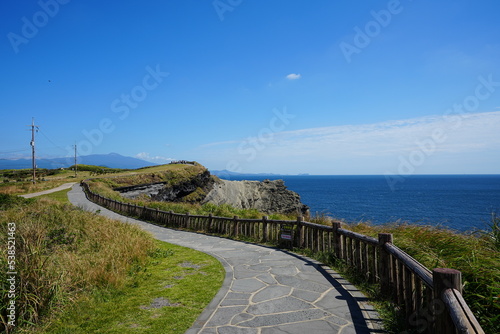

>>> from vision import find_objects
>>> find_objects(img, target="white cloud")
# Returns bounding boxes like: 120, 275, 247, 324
286, 73, 301, 80
196, 111, 500, 174
135, 152, 174, 164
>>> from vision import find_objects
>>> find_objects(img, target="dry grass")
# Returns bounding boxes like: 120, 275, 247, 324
0, 196, 155, 331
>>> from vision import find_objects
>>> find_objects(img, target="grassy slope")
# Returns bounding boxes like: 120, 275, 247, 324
0, 195, 224, 333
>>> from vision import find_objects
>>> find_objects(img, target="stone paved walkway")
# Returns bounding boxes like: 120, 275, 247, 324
68, 184, 384, 334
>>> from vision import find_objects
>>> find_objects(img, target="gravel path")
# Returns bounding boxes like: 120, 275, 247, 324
68, 184, 383, 334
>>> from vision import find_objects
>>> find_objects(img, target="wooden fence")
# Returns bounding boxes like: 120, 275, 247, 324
81, 180, 484, 334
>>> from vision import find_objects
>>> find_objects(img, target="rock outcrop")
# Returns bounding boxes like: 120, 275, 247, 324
115, 169, 309, 215
203, 179, 309, 215
117, 170, 214, 202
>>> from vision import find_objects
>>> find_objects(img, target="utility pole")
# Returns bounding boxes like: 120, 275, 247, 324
74, 143, 77, 177
28, 118, 39, 184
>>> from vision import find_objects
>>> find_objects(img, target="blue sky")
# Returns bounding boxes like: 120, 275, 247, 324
1, 0, 499, 174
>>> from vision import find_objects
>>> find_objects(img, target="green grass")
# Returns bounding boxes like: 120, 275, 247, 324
39, 189, 71, 204
29, 241, 224, 334
0, 195, 224, 333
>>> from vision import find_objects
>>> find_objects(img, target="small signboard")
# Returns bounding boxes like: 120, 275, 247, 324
280, 224, 294, 248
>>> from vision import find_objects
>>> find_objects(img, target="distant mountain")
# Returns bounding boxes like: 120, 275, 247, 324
0, 153, 158, 170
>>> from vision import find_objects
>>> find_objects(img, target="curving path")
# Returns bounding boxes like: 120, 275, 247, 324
68, 184, 383, 334
20, 182, 76, 198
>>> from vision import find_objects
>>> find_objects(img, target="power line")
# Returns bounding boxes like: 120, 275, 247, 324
38, 128, 69, 153
0, 148, 30, 154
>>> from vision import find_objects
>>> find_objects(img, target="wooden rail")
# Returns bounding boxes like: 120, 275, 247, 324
81, 180, 484, 333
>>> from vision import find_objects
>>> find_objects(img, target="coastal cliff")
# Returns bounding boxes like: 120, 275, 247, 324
203, 178, 309, 215
115, 166, 308, 215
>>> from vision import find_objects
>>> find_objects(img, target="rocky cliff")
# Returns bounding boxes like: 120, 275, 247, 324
203, 179, 309, 215
115, 169, 309, 215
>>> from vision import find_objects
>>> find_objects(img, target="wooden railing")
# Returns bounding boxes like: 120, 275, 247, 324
81, 180, 484, 334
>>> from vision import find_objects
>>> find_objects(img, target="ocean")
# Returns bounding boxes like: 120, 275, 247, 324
218, 174, 500, 232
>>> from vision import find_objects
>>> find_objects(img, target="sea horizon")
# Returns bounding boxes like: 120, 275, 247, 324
217, 174, 500, 233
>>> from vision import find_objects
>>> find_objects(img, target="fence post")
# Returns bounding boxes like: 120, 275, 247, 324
262, 216, 268, 243
378, 233, 393, 297
295, 216, 303, 248
433, 268, 462, 334
300, 222, 305, 249
233, 216, 239, 237
332, 222, 342, 259
207, 213, 213, 233
185, 212, 190, 229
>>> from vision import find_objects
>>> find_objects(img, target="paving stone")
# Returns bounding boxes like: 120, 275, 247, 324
325, 315, 350, 326
233, 268, 259, 279
315, 290, 350, 314
259, 260, 295, 267
339, 326, 359, 334
269, 265, 299, 276
205, 306, 247, 327
297, 272, 334, 285
296, 262, 323, 273
247, 264, 271, 272
261, 320, 342, 334
251, 286, 292, 303
291, 288, 322, 302
238, 309, 329, 327
230, 313, 254, 325
220, 299, 250, 306
217, 326, 259, 334
248, 296, 314, 315
225, 292, 251, 300
255, 273, 277, 285
259, 252, 294, 261
231, 278, 266, 293
275, 275, 330, 293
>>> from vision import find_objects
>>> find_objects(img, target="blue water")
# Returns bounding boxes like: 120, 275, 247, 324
219, 174, 500, 232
